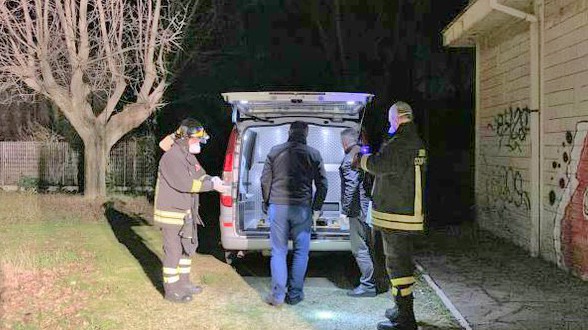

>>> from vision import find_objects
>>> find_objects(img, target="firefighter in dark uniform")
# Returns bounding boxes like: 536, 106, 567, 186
154, 118, 230, 303
357, 101, 427, 330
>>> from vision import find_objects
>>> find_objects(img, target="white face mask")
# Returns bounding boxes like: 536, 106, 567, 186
189, 142, 201, 154
388, 106, 399, 135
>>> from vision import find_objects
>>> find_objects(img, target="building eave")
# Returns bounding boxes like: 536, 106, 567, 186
442, 0, 536, 48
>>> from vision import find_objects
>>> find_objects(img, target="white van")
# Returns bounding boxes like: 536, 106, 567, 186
218, 92, 373, 260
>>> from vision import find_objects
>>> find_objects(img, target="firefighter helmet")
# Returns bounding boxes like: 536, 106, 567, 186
174, 118, 210, 144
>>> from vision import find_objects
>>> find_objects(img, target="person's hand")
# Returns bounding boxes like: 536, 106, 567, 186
312, 210, 322, 222
212, 177, 230, 194
262, 202, 269, 214
211, 176, 222, 185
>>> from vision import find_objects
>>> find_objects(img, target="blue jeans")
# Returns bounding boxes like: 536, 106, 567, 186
268, 204, 312, 303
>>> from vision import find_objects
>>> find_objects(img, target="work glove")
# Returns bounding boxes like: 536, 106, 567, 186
312, 210, 322, 222
211, 176, 231, 194
312, 210, 322, 231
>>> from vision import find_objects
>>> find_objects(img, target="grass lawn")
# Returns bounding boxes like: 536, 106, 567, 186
0, 192, 460, 329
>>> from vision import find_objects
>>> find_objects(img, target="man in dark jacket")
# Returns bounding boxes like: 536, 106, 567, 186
261, 121, 328, 306
154, 118, 230, 303
358, 102, 427, 330
339, 127, 376, 297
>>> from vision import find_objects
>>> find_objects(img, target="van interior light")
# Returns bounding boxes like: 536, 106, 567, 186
239, 100, 249, 104
346, 101, 355, 105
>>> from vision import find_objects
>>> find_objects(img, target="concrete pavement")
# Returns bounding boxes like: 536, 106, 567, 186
416, 224, 588, 330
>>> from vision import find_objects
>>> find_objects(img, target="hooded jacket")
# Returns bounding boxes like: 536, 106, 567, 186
260, 131, 328, 211
153, 141, 214, 227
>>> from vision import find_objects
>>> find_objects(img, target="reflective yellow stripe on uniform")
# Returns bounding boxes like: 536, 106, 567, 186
360, 154, 371, 173
392, 286, 413, 297
391, 276, 416, 287
178, 267, 191, 274
191, 179, 202, 193
153, 209, 187, 226
179, 258, 192, 266
163, 275, 180, 283
370, 163, 424, 231
178, 258, 192, 274
163, 267, 180, 283
163, 267, 178, 275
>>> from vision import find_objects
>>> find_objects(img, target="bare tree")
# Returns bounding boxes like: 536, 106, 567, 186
0, 0, 189, 198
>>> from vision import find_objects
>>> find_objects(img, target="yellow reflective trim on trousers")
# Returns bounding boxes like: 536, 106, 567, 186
178, 267, 191, 274
153, 209, 188, 225
391, 276, 416, 287
154, 209, 186, 219
360, 154, 370, 172
371, 165, 424, 231
163, 275, 180, 283
179, 258, 192, 265
392, 286, 413, 297
163, 267, 178, 275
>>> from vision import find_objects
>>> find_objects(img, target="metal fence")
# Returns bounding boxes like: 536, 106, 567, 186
0, 140, 156, 190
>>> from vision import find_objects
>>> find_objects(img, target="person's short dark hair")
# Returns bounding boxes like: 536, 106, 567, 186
290, 121, 308, 131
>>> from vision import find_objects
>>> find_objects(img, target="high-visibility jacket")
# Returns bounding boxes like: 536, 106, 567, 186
153, 141, 214, 227
359, 122, 427, 232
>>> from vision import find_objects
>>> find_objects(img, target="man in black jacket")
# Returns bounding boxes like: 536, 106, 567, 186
358, 102, 427, 330
261, 121, 328, 306
339, 128, 376, 297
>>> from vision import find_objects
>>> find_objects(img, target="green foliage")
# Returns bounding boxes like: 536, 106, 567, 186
17, 176, 40, 192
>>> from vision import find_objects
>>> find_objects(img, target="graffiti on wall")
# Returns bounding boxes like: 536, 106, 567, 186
482, 154, 531, 218
552, 121, 588, 279
487, 107, 530, 153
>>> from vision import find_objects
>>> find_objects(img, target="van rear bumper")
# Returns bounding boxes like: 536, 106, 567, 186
221, 234, 351, 251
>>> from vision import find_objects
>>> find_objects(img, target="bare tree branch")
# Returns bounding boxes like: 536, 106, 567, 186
0, 0, 190, 197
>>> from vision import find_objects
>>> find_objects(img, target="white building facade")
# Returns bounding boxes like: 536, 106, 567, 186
444, 0, 588, 279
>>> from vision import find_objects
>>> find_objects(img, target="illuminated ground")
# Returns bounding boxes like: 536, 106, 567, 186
236, 253, 461, 330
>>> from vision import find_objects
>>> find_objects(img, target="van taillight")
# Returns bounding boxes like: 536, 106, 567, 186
221, 128, 237, 208
223, 129, 237, 172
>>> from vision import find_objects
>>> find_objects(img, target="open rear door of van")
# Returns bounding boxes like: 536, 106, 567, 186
220, 91, 374, 252
222, 91, 373, 121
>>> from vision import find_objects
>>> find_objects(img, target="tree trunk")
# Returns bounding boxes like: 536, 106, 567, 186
82, 129, 109, 199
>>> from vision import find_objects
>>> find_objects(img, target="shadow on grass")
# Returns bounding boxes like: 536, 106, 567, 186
103, 201, 164, 296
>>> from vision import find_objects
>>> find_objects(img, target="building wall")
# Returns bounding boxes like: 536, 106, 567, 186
542, 0, 588, 279
476, 19, 533, 250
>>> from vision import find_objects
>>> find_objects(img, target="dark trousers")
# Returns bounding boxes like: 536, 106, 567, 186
381, 230, 416, 297
368, 228, 390, 293
349, 217, 375, 290
161, 226, 192, 291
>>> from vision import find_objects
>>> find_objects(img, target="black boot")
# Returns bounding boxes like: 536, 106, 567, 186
179, 272, 203, 295
378, 294, 416, 330
164, 282, 193, 303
